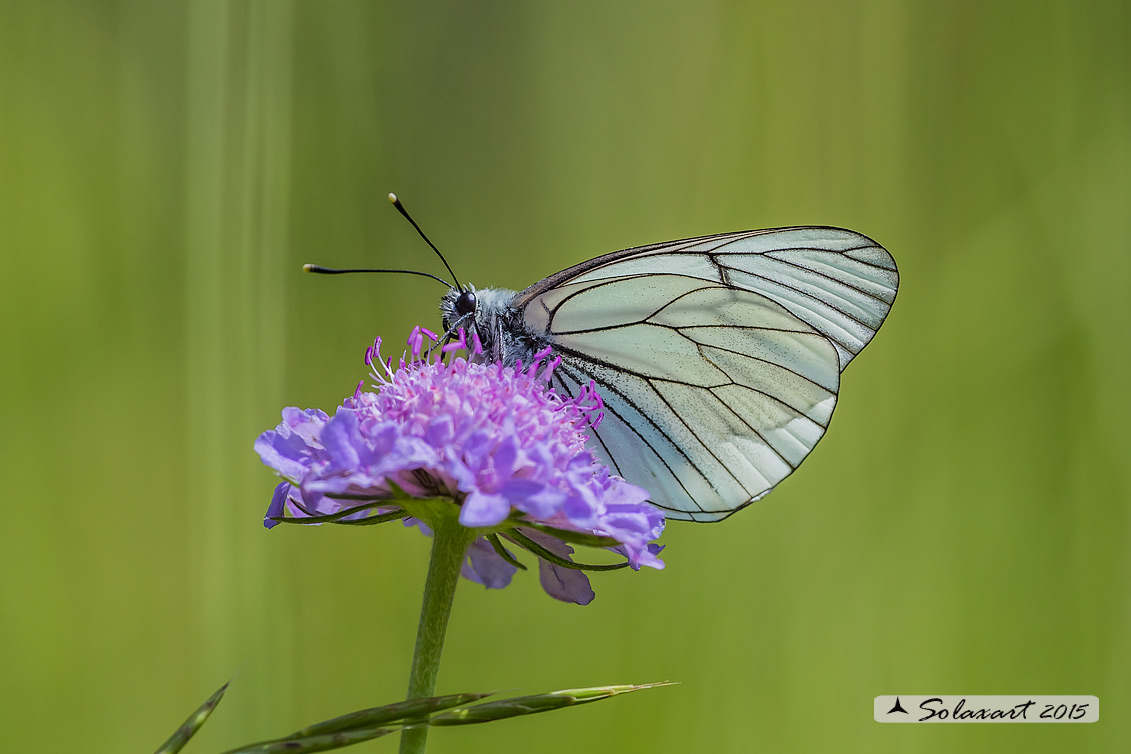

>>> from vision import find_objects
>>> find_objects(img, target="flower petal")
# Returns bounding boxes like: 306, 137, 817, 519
254, 429, 318, 481
263, 482, 290, 529
504, 480, 565, 519
463, 537, 517, 589
523, 531, 595, 605
539, 560, 595, 605
459, 490, 510, 527
319, 410, 363, 473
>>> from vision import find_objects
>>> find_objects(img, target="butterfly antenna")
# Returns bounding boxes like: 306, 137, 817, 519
388, 192, 464, 292
302, 265, 453, 289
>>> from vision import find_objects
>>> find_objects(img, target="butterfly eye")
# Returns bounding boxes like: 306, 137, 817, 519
454, 290, 477, 317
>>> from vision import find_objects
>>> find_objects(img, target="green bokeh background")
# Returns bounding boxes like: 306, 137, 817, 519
2, 1, 1128, 752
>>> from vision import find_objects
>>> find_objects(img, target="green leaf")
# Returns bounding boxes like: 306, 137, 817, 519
506, 530, 627, 572
219, 726, 392, 754
220, 692, 493, 752
384, 480, 428, 503
334, 509, 410, 526
267, 481, 454, 526
323, 492, 395, 501
153, 681, 229, 754
517, 521, 620, 549
269, 501, 390, 525
285, 692, 494, 737
486, 533, 527, 570
429, 682, 675, 726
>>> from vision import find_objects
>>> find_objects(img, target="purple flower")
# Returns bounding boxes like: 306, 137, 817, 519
254, 327, 665, 604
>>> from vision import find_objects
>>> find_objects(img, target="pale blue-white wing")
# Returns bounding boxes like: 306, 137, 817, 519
542, 281, 841, 522
520, 227, 898, 369
516, 227, 897, 522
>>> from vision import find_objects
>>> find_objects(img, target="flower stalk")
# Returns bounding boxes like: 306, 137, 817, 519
240, 326, 675, 754
399, 501, 478, 754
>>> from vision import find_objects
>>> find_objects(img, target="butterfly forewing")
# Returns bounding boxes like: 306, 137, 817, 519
515, 227, 897, 521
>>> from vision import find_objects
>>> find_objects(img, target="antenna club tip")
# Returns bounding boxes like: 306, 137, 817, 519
387, 192, 399, 204
302, 263, 315, 272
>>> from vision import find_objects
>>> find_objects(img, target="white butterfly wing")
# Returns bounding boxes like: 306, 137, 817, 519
515, 227, 898, 522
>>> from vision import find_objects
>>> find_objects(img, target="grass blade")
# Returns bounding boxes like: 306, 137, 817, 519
429, 682, 674, 726
286, 692, 494, 737
220, 726, 392, 754
154, 681, 229, 754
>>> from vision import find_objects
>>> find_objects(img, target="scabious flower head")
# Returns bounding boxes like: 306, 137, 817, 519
255, 326, 665, 604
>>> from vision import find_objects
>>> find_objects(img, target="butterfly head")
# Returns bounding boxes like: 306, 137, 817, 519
453, 289, 477, 318
440, 285, 523, 362
439, 284, 479, 343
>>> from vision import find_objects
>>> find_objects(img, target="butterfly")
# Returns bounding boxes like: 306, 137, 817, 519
313, 196, 898, 522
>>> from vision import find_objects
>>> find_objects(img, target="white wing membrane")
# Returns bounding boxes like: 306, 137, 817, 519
517, 227, 897, 521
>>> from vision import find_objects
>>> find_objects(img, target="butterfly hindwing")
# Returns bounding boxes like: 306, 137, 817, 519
515, 227, 897, 521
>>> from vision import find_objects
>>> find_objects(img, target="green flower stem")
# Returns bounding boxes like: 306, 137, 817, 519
399, 503, 477, 754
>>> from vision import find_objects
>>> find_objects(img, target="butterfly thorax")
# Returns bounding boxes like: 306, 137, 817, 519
440, 285, 547, 367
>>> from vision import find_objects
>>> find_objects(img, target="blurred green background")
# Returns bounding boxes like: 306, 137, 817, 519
2, 1, 1128, 752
